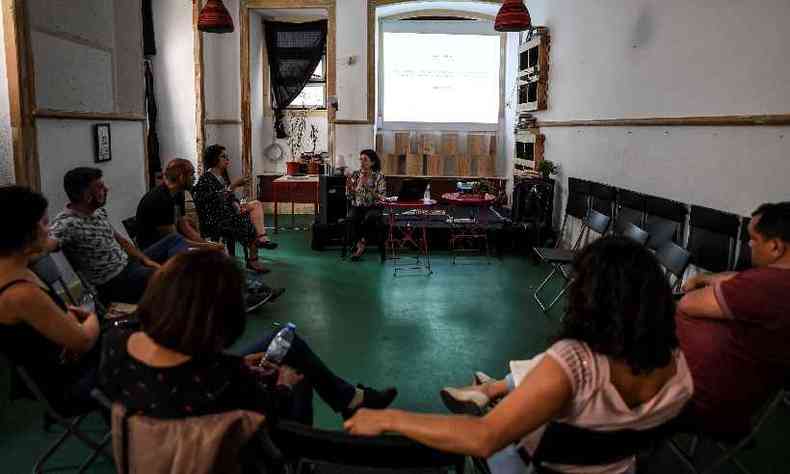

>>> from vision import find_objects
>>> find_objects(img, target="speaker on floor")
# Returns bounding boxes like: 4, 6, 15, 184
320, 175, 347, 225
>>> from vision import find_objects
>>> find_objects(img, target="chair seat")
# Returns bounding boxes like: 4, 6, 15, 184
534, 247, 575, 263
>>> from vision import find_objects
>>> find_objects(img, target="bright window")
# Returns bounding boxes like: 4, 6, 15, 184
284, 58, 326, 109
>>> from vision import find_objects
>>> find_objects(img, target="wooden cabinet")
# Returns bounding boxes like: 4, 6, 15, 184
518, 27, 550, 112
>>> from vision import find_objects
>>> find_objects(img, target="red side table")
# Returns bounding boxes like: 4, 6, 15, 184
379, 198, 437, 275
442, 193, 496, 263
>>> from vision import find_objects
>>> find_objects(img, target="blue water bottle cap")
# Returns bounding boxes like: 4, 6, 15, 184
286, 323, 297, 330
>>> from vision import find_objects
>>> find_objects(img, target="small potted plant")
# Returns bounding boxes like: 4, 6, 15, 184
537, 159, 559, 180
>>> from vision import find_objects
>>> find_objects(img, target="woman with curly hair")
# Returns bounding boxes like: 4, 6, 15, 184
345, 236, 693, 474
193, 144, 277, 273
346, 149, 386, 261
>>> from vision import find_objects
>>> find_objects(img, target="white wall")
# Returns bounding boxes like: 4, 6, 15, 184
151, 0, 197, 165
0, 6, 14, 185
28, 0, 147, 224
527, 0, 790, 216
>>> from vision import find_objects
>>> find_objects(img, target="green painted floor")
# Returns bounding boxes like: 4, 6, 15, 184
1, 220, 789, 473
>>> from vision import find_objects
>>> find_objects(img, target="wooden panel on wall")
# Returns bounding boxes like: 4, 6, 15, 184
489, 134, 497, 156
476, 155, 495, 177
394, 131, 410, 156
419, 133, 438, 155
467, 134, 486, 156
405, 153, 422, 175
441, 132, 458, 156
443, 154, 457, 176
456, 154, 471, 176
375, 132, 383, 155
383, 153, 398, 175
426, 154, 443, 176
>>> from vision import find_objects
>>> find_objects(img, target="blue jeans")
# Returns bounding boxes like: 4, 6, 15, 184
241, 332, 357, 425
97, 233, 190, 304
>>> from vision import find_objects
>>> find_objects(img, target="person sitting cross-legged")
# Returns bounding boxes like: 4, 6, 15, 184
100, 249, 398, 427
675, 201, 790, 436
346, 236, 693, 474
193, 144, 277, 274
346, 149, 386, 262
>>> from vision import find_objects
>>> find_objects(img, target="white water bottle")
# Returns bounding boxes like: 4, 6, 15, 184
424, 183, 431, 202
260, 323, 296, 366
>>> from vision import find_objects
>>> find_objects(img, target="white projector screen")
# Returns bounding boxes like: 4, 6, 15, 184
383, 32, 501, 124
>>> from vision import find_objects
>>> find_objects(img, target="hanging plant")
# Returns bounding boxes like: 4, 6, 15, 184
286, 109, 308, 161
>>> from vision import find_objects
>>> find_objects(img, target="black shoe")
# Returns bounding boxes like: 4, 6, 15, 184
262, 241, 279, 250
245, 291, 270, 313
350, 254, 361, 262
342, 385, 398, 419
268, 287, 286, 303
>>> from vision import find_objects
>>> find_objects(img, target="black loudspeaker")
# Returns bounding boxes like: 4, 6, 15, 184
320, 175, 347, 225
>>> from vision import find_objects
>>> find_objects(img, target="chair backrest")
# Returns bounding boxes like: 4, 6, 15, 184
588, 181, 617, 217
735, 217, 752, 271
644, 196, 688, 251
530, 421, 677, 468
655, 241, 691, 290
687, 205, 740, 272
29, 253, 77, 306
111, 402, 270, 474
614, 188, 646, 234
621, 222, 650, 246
271, 420, 465, 474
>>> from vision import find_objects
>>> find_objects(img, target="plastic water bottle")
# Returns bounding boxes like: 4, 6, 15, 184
424, 183, 431, 202
80, 292, 96, 314
260, 323, 296, 366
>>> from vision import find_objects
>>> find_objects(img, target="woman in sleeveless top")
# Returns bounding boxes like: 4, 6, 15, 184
346, 237, 693, 474
192, 144, 277, 274
0, 186, 100, 414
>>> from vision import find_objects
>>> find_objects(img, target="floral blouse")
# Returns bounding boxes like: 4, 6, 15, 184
347, 170, 386, 208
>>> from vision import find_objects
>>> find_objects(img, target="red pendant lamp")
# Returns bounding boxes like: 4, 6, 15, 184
198, 0, 235, 34
494, 0, 532, 32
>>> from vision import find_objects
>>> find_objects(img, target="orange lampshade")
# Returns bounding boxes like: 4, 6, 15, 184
197, 0, 234, 34
494, 0, 532, 32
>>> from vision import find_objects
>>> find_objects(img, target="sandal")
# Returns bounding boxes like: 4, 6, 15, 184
256, 234, 279, 250
246, 258, 271, 274
350, 242, 366, 261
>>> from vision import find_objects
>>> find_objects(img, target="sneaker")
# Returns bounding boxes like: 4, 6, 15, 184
473, 371, 496, 386
342, 384, 398, 419
245, 291, 270, 313
440, 386, 489, 416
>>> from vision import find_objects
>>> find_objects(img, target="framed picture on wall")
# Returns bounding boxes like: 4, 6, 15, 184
93, 123, 112, 162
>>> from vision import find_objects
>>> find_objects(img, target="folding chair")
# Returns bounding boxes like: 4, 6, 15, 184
644, 196, 688, 251
14, 367, 111, 474
687, 205, 740, 273
655, 241, 691, 292
533, 209, 610, 313
588, 181, 617, 218
614, 188, 646, 235
668, 389, 786, 474
271, 420, 466, 474
29, 253, 78, 306
734, 217, 752, 271
621, 222, 650, 246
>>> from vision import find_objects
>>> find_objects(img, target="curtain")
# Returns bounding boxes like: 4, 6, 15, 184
264, 20, 327, 138
142, 0, 156, 56
144, 60, 162, 187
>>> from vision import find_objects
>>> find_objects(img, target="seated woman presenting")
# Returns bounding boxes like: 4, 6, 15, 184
346, 236, 694, 474
193, 144, 277, 274
100, 249, 397, 425
346, 149, 386, 261
0, 186, 101, 415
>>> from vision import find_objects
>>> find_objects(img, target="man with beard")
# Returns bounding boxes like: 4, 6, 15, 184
49, 167, 175, 304
135, 159, 221, 256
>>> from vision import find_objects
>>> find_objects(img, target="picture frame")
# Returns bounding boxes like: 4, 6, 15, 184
93, 123, 112, 163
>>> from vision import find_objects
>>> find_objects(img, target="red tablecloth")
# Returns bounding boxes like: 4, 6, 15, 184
441, 193, 496, 206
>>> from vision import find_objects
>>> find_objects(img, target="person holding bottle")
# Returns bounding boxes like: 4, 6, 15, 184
346, 149, 386, 261
99, 249, 397, 425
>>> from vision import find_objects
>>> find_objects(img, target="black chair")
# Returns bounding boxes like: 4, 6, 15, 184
588, 181, 617, 218
533, 209, 610, 313
687, 205, 740, 273
511, 178, 555, 250
614, 188, 646, 235
644, 196, 688, 251
29, 253, 78, 306
621, 222, 650, 246
668, 388, 786, 474
735, 217, 752, 271
121, 216, 138, 247
13, 366, 111, 473
655, 241, 691, 291
271, 420, 466, 474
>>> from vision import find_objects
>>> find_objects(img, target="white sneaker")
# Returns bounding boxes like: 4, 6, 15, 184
473, 371, 496, 386
440, 386, 490, 416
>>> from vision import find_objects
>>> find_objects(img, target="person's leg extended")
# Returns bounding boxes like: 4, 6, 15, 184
97, 261, 155, 304
143, 233, 190, 263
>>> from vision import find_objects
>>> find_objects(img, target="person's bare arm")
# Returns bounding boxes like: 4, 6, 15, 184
345, 355, 572, 458
681, 271, 738, 292
114, 232, 160, 268
176, 217, 204, 242
4, 283, 99, 353
677, 286, 729, 320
